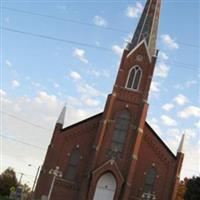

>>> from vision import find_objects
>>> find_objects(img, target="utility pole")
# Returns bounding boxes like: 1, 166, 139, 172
18, 172, 24, 184
47, 166, 62, 200
30, 165, 41, 200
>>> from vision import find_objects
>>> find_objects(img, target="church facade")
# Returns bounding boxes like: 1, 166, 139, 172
35, 0, 184, 199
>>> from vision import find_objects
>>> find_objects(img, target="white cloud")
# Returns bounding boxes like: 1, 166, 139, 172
73, 48, 88, 64
159, 51, 169, 61
155, 63, 170, 78
0, 89, 11, 104
195, 120, 200, 128
123, 33, 132, 44
150, 81, 160, 92
6, 59, 12, 67
69, 71, 82, 81
161, 34, 179, 49
112, 45, 123, 57
174, 80, 197, 90
77, 82, 105, 97
126, 2, 143, 18
12, 80, 20, 88
186, 80, 197, 88
54, 83, 60, 88
148, 118, 162, 135
93, 16, 107, 27
159, 126, 199, 179
0, 89, 7, 97
161, 115, 177, 126
82, 97, 99, 107
184, 128, 198, 139
87, 68, 110, 78
174, 94, 188, 106
35, 91, 57, 107
2, 90, 102, 181
178, 106, 200, 119
162, 103, 174, 111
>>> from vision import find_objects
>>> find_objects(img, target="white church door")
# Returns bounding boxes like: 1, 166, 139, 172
93, 173, 116, 200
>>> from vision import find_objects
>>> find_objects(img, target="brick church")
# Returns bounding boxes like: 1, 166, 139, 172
35, 0, 185, 199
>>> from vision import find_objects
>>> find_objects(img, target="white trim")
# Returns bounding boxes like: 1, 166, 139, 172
127, 39, 152, 63
125, 65, 142, 91
149, 0, 159, 53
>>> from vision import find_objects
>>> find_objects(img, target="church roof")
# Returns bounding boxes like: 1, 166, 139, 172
62, 112, 176, 158
127, 0, 161, 57
62, 112, 103, 131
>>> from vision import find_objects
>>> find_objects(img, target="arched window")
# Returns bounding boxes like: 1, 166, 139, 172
111, 110, 130, 152
65, 149, 80, 181
126, 66, 142, 90
143, 167, 157, 193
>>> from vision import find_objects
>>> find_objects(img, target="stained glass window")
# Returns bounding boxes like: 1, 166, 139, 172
143, 167, 157, 193
126, 66, 142, 90
65, 149, 80, 181
111, 110, 130, 152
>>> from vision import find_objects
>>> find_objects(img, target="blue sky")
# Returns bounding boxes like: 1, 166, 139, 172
1, 0, 199, 186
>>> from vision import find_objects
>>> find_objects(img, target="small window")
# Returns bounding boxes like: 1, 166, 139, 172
126, 66, 142, 90
111, 110, 130, 152
64, 149, 80, 181
143, 167, 157, 193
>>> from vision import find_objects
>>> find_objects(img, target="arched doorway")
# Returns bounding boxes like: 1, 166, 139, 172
93, 172, 116, 200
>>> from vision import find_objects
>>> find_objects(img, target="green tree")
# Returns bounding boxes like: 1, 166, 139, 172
184, 176, 200, 200
0, 167, 18, 196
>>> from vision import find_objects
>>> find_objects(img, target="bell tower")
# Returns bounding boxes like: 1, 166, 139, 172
85, 0, 162, 199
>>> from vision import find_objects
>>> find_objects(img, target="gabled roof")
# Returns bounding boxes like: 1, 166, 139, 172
145, 122, 176, 158
127, 39, 152, 63
61, 112, 176, 158
61, 112, 103, 132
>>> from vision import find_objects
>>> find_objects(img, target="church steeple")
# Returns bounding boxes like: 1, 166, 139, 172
127, 0, 161, 57
56, 105, 66, 126
177, 134, 185, 154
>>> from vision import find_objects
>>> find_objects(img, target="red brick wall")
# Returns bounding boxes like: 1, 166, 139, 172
130, 123, 177, 200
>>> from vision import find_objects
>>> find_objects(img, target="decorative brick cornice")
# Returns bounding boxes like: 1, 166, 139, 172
144, 134, 170, 166
65, 121, 99, 142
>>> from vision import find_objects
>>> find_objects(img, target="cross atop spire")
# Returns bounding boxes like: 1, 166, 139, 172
127, 0, 161, 57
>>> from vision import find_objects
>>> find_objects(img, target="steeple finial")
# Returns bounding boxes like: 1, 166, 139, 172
56, 104, 66, 125
127, 0, 161, 57
177, 134, 185, 154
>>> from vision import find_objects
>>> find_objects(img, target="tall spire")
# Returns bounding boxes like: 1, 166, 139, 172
177, 134, 185, 154
127, 0, 161, 57
56, 105, 66, 125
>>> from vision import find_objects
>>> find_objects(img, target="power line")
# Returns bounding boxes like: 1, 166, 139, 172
156, 59, 198, 71
0, 134, 47, 150
2, 7, 199, 49
2, 27, 111, 51
1, 110, 51, 131
2, 27, 198, 71
168, 60, 199, 68
2, 7, 128, 34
